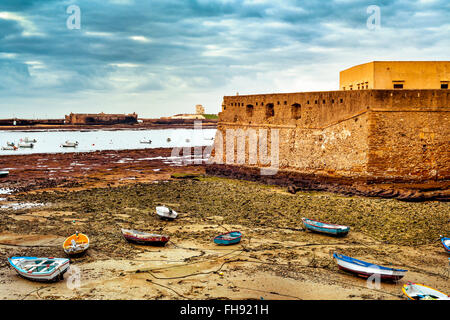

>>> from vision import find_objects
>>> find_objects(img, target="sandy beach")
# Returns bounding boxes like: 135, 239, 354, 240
0, 147, 448, 300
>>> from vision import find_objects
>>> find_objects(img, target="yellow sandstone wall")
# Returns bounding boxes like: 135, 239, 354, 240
214, 90, 450, 181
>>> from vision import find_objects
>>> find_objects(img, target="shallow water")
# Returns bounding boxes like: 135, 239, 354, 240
0, 128, 216, 155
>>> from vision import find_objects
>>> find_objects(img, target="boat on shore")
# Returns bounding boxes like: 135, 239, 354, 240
61, 141, 79, 148
1, 146, 18, 151
63, 232, 90, 256
156, 206, 178, 220
214, 231, 242, 245
8, 257, 70, 282
121, 229, 170, 246
302, 218, 350, 236
402, 282, 450, 300
18, 142, 34, 148
0, 170, 9, 178
440, 236, 450, 253
333, 252, 407, 281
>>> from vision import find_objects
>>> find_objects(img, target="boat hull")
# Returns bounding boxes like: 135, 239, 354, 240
402, 282, 450, 300
122, 229, 170, 246
63, 233, 90, 256
8, 257, 70, 282
302, 218, 350, 236
333, 253, 407, 282
156, 206, 178, 220
440, 237, 450, 254
0, 171, 9, 178
214, 231, 242, 246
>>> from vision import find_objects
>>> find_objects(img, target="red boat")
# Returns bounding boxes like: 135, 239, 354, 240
121, 229, 170, 246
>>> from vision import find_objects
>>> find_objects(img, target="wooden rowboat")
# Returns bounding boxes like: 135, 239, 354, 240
156, 206, 178, 220
302, 218, 350, 236
63, 232, 90, 256
333, 253, 407, 281
121, 228, 170, 246
214, 231, 242, 245
8, 257, 70, 282
440, 235, 450, 254
402, 282, 450, 300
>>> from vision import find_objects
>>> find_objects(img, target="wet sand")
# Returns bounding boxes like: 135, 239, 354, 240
0, 148, 449, 300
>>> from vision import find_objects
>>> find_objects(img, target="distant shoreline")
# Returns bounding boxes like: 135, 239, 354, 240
0, 119, 218, 132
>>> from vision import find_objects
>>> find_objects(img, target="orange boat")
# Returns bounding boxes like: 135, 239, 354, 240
63, 232, 90, 256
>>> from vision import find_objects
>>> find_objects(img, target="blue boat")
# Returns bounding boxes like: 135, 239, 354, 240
302, 218, 350, 236
440, 236, 450, 254
333, 253, 407, 281
214, 231, 242, 245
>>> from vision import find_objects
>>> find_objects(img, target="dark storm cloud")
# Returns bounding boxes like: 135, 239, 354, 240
0, 0, 448, 116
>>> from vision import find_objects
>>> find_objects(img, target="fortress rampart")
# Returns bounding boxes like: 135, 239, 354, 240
212, 90, 449, 182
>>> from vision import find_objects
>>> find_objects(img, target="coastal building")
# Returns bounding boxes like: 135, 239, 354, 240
65, 112, 138, 125
211, 61, 450, 182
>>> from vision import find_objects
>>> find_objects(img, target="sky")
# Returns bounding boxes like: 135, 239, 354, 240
0, 0, 449, 118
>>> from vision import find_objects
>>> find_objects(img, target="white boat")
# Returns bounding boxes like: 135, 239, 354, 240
8, 257, 70, 282
140, 139, 152, 144
0, 170, 9, 177
2, 146, 17, 151
24, 138, 37, 143
333, 253, 407, 281
402, 282, 450, 300
61, 141, 79, 148
6, 142, 15, 147
18, 142, 34, 148
156, 206, 178, 220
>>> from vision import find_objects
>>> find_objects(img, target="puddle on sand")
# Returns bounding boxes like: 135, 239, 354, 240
0, 202, 45, 210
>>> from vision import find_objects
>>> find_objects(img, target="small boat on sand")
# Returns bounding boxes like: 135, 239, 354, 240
121, 229, 170, 246
214, 231, 242, 245
440, 235, 450, 254
0, 170, 9, 178
302, 218, 350, 236
402, 282, 450, 300
156, 206, 178, 220
61, 141, 79, 148
8, 257, 70, 282
18, 142, 34, 148
333, 253, 407, 281
63, 232, 90, 256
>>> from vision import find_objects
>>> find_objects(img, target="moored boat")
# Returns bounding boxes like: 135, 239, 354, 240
6, 142, 15, 147
156, 206, 178, 220
333, 252, 407, 281
121, 228, 170, 246
214, 231, 242, 245
140, 139, 152, 144
0, 170, 9, 178
63, 232, 90, 256
440, 235, 450, 254
302, 218, 350, 236
8, 257, 70, 282
2, 145, 17, 151
402, 282, 450, 300
24, 138, 37, 143
61, 141, 79, 148
18, 142, 34, 148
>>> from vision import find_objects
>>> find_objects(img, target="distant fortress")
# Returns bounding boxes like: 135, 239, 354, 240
212, 61, 450, 183
64, 112, 138, 125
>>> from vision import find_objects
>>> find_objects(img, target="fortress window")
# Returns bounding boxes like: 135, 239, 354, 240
307, 100, 310, 104
292, 103, 301, 120
256, 102, 258, 106
261, 102, 264, 106
284, 101, 287, 105
265, 103, 275, 118
315, 100, 318, 104
340, 99, 343, 103
323, 100, 326, 104
332, 99, 335, 104
246, 105, 254, 117
394, 84, 404, 89
277, 101, 280, 105
441, 83, 449, 89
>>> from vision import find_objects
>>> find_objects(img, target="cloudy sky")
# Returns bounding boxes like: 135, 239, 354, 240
0, 0, 448, 118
